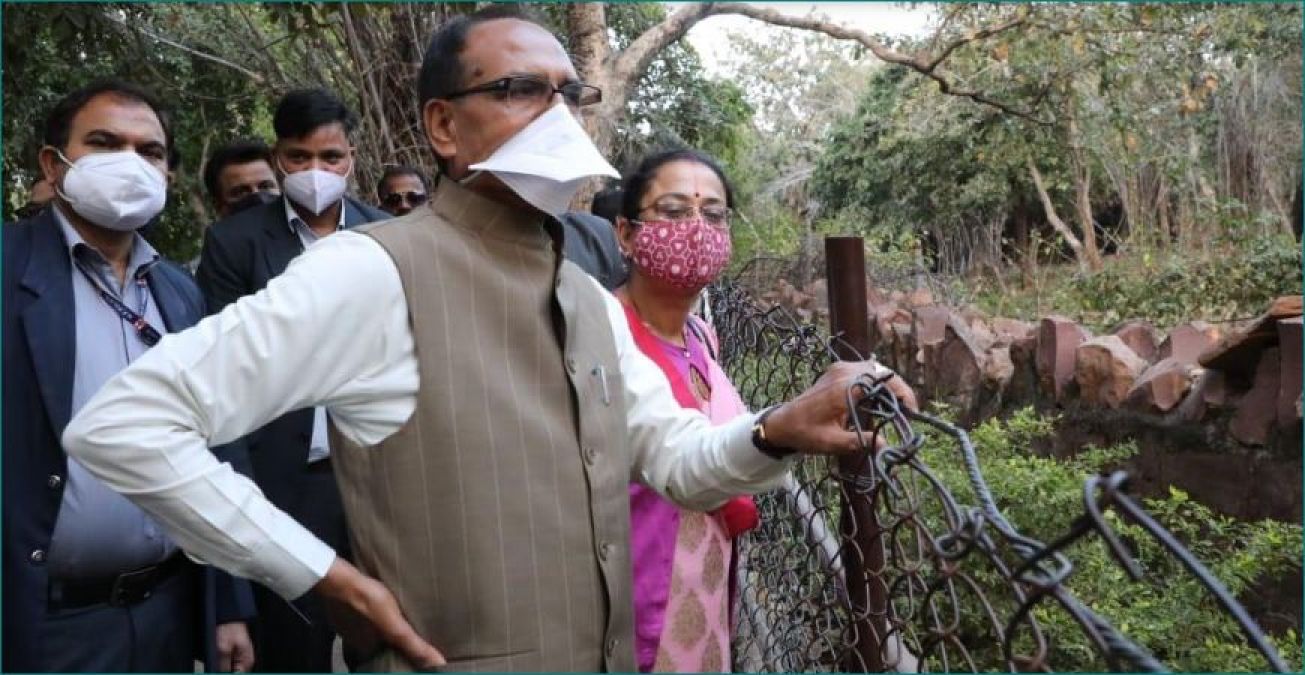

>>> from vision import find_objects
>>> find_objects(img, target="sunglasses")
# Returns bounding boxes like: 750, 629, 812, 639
381, 191, 429, 208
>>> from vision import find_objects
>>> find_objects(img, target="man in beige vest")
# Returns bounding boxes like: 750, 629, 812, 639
63, 6, 914, 671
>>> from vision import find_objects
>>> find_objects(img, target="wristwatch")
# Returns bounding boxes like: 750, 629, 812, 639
752, 405, 796, 460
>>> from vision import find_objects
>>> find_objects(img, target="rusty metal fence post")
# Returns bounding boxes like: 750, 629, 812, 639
825, 236, 890, 672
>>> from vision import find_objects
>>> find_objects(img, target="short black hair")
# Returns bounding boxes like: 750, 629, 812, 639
203, 140, 274, 200
591, 186, 623, 223
377, 165, 430, 197
272, 88, 358, 141
418, 6, 549, 174
418, 6, 546, 109
43, 78, 174, 161
621, 148, 735, 221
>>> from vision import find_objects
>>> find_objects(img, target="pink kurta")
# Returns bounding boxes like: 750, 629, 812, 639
624, 306, 754, 672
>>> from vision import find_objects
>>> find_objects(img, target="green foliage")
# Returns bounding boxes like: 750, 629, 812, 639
913, 407, 1302, 672
3, 4, 274, 262
714, 25, 876, 259
814, 67, 1027, 240
3, 3, 747, 263
967, 227, 1302, 331
806, 2, 1300, 279
602, 3, 754, 173
728, 205, 804, 271
1069, 232, 1301, 330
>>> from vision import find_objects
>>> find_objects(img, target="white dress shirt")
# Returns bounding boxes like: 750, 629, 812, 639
284, 197, 346, 464
63, 231, 793, 601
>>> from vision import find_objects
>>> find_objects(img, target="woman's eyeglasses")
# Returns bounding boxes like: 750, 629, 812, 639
638, 200, 730, 227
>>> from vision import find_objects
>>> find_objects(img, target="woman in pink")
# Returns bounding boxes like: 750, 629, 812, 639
613, 149, 760, 672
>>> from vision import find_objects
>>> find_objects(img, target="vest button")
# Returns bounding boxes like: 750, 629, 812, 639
605, 636, 619, 657
30, 549, 46, 564
47, 474, 63, 489
583, 445, 597, 465
565, 357, 577, 373
598, 541, 613, 561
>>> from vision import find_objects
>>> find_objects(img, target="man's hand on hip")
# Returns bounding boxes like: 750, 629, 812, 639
763, 360, 918, 455
315, 558, 446, 670
216, 621, 255, 672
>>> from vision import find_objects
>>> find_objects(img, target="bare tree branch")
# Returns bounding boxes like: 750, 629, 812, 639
921, 6, 1029, 73
1027, 157, 1089, 270
341, 3, 397, 157
609, 3, 716, 95
99, 10, 266, 84
229, 4, 291, 89
700, 2, 1055, 125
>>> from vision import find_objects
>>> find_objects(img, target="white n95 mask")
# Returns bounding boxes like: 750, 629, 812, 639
465, 103, 619, 216
57, 150, 167, 232
281, 163, 350, 216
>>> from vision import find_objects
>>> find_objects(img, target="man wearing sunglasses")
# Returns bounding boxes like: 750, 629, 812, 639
375, 166, 430, 217
66, 6, 915, 672
193, 88, 389, 673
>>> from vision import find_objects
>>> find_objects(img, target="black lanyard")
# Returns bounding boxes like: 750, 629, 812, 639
73, 257, 163, 348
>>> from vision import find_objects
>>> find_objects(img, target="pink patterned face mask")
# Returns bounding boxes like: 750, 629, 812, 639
630, 216, 732, 290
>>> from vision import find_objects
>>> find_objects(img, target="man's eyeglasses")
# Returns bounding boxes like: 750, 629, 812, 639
444, 76, 603, 110
638, 200, 730, 227
381, 191, 429, 208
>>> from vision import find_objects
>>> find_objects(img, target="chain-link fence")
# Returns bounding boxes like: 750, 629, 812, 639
727, 253, 971, 325
707, 273, 1291, 673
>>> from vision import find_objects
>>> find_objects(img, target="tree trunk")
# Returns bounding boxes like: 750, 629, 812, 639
1156, 175, 1171, 247
1186, 125, 1213, 247
1074, 160, 1102, 270
1026, 158, 1090, 272
1293, 175, 1303, 242
1012, 203, 1036, 288
1067, 108, 1103, 270
566, 3, 616, 209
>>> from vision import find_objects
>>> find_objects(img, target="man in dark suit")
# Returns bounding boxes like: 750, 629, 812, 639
559, 210, 627, 291
196, 87, 389, 673
2, 79, 256, 672
203, 139, 281, 219
375, 165, 430, 217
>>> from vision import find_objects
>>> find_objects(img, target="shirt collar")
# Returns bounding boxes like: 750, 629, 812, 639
53, 203, 160, 275
284, 196, 347, 235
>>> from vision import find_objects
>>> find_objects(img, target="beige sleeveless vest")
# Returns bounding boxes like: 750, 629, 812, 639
329, 180, 635, 672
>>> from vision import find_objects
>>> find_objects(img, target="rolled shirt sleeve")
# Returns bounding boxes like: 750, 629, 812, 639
62, 232, 419, 600
596, 282, 797, 511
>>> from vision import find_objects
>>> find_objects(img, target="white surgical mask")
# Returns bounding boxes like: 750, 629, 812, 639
280, 160, 350, 215
465, 103, 619, 216
56, 150, 167, 232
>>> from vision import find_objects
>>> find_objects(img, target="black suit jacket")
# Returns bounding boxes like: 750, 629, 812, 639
195, 195, 389, 510
2, 209, 257, 671
559, 211, 627, 291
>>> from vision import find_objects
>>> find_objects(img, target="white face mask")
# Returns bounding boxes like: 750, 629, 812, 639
465, 103, 619, 216
280, 161, 350, 216
56, 150, 167, 232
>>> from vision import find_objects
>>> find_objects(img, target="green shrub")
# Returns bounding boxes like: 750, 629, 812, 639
1067, 232, 1301, 331
909, 407, 1302, 672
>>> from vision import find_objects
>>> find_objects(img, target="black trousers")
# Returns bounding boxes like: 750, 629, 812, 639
39, 567, 197, 672
252, 463, 351, 673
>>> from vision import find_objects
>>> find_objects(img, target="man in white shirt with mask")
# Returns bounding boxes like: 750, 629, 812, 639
194, 87, 390, 673
65, 7, 916, 672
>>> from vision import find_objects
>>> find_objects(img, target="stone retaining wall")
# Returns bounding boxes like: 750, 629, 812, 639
757, 279, 1302, 521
